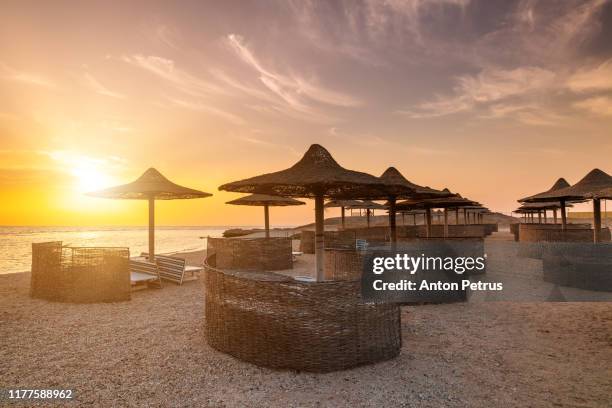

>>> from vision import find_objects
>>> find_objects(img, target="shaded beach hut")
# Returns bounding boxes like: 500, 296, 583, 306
226, 194, 305, 238
379, 167, 448, 243
219, 144, 396, 281
89, 168, 212, 261
324, 199, 363, 229
521, 169, 612, 242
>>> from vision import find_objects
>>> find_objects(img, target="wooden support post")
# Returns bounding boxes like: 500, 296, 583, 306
560, 199, 567, 232
593, 198, 601, 243
341, 206, 345, 229
426, 208, 432, 238
553, 208, 557, 224
148, 197, 155, 262
443, 208, 449, 238
264, 204, 270, 238
388, 197, 397, 244
315, 194, 325, 282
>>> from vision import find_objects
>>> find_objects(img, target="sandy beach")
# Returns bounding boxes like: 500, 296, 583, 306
2, 237, 611, 407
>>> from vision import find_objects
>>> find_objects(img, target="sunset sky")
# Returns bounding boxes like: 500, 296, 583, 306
1, 0, 611, 226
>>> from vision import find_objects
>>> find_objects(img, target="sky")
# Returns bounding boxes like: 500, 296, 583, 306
1, 0, 612, 226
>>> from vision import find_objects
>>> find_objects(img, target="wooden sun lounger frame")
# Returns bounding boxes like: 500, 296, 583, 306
141, 253, 203, 285
130, 259, 162, 290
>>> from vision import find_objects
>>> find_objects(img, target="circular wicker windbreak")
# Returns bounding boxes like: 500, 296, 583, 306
226, 194, 305, 207
521, 170, 612, 202
203, 256, 401, 372
88, 168, 212, 200
219, 144, 404, 199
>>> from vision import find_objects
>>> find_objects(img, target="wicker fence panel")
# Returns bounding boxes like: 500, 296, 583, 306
299, 230, 357, 253
519, 224, 610, 243
203, 256, 401, 372
542, 243, 612, 291
324, 249, 365, 281
207, 237, 292, 271
30, 242, 130, 303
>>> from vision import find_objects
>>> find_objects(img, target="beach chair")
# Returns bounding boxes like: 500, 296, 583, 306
130, 259, 162, 290
356, 239, 369, 251
142, 253, 203, 285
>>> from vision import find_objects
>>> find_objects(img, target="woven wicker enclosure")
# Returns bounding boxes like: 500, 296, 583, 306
203, 255, 401, 372
542, 243, 612, 291
31, 242, 130, 303
207, 237, 292, 271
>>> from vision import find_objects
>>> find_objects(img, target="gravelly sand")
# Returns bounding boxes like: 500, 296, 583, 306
1, 238, 611, 407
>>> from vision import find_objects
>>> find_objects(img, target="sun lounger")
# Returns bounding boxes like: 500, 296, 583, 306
141, 253, 203, 285
356, 239, 369, 251
130, 259, 162, 290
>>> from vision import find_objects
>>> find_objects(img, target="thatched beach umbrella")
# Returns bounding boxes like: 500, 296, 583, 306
89, 168, 212, 261
519, 178, 571, 230
324, 199, 363, 229
379, 167, 448, 243
347, 200, 386, 228
521, 169, 612, 242
515, 201, 573, 224
397, 193, 479, 237
226, 194, 305, 238
219, 144, 396, 281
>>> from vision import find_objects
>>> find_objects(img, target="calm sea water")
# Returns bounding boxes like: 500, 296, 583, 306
0, 226, 254, 274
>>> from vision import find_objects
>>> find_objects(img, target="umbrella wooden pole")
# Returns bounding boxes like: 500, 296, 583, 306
560, 200, 567, 232
264, 204, 270, 238
366, 209, 371, 228
443, 208, 449, 238
148, 197, 155, 262
463, 208, 467, 225
455, 208, 459, 225
593, 198, 601, 243
402, 213, 405, 226
341, 206, 345, 229
314, 194, 325, 282
553, 208, 557, 224
413, 214, 417, 225
388, 197, 397, 244
538, 210, 542, 224
426, 208, 432, 238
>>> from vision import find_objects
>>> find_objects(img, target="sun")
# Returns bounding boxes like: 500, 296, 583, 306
49, 150, 115, 193
71, 163, 113, 193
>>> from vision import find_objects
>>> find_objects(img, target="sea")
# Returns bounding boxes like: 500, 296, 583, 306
0, 226, 258, 274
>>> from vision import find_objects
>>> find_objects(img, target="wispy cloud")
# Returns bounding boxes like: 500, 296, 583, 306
122, 54, 228, 97
82, 73, 125, 99
398, 66, 556, 118
573, 96, 612, 117
0, 62, 56, 88
167, 97, 246, 125
566, 58, 612, 93
226, 34, 363, 109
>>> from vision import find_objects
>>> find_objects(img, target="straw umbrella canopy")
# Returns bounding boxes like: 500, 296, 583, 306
346, 200, 386, 228
88, 168, 212, 261
219, 144, 405, 281
324, 199, 363, 229
396, 192, 479, 237
519, 177, 572, 230
226, 194, 305, 238
379, 167, 449, 243
521, 169, 612, 242
515, 201, 574, 224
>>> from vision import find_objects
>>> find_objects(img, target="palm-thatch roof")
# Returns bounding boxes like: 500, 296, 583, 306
521, 170, 612, 202
519, 177, 570, 203
347, 200, 386, 210
219, 144, 398, 199
324, 199, 364, 208
89, 168, 212, 200
226, 194, 305, 207
378, 167, 448, 199
515, 201, 573, 212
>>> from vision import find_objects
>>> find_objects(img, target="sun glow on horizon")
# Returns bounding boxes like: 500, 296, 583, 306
48, 150, 117, 193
